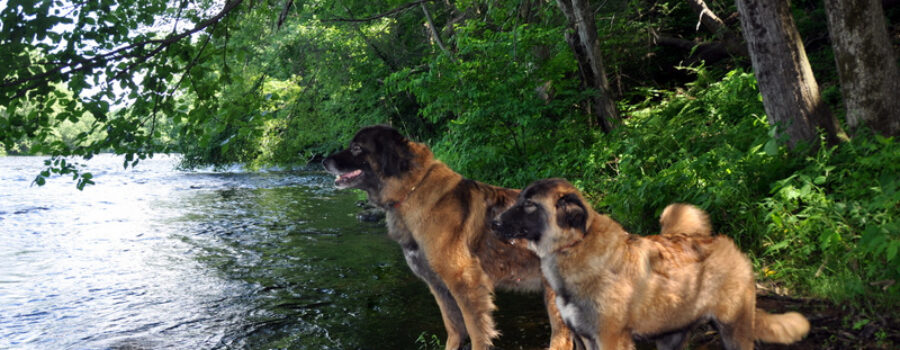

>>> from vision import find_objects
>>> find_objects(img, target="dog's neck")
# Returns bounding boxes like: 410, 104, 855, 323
375, 142, 437, 209
554, 213, 629, 264
553, 234, 585, 254
386, 163, 438, 209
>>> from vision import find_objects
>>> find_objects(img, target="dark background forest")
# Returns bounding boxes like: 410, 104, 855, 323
1, 0, 898, 347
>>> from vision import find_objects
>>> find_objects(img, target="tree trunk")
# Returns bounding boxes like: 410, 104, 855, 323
736, 0, 845, 148
824, 0, 900, 137
555, 0, 620, 133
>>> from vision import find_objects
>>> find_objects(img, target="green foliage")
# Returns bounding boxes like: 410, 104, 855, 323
388, 15, 593, 188
3, 0, 897, 309
568, 68, 897, 307
761, 131, 900, 304
1, 0, 224, 185
414, 332, 443, 350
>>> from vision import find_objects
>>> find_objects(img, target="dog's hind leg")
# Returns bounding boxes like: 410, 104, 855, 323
653, 329, 690, 350
435, 262, 499, 350
427, 284, 469, 350
714, 309, 755, 350
403, 243, 469, 349
715, 322, 754, 350
714, 291, 756, 350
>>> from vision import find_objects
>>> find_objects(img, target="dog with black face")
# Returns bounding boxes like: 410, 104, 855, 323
492, 178, 810, 350
323, 125, 573, 350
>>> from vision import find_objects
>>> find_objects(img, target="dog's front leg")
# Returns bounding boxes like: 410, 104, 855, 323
598, 327, 635, 350
542, 282, 575, 350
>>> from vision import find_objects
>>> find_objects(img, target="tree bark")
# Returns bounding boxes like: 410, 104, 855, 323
735, 0, 845, 148
555, 0, 620, 133
824, 0, 900, 137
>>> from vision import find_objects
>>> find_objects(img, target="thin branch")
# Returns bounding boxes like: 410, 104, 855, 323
421, 2, 450, 56
143, 28, 215, 135
277, 0, 293, 30
322, 0, 435, 23
342, 5, 399, 71
172, 0, 187, 35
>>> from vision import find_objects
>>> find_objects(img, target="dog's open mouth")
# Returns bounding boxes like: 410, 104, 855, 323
334, 169, 363, 188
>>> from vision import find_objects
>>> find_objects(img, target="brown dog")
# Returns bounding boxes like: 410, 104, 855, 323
492, 178, 810, 350
323, 126, 572, 350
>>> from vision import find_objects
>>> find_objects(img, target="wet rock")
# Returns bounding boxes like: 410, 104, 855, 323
356, 208, 385, 223
354, 200, 385, 223
13, 206, 49, 215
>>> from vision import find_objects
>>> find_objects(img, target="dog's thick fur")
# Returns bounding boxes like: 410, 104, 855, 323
492, 178, 810, 350
659, 203, 711, 237
323, 126, 572, 350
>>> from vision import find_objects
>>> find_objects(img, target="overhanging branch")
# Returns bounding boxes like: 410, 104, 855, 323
3, 0, 245, 97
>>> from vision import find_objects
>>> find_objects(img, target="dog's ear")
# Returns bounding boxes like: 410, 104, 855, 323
556, 193, 587, 232
376, 128, 412, 177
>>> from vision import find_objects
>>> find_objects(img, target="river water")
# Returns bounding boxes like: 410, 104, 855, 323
0, 155, 548, 349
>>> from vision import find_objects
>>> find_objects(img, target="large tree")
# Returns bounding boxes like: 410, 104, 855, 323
824, 0, 900, 137
735, 0, 845, 148
555, 0, 620, 133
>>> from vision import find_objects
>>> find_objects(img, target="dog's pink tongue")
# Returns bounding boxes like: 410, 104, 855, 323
337, 169, 362, 182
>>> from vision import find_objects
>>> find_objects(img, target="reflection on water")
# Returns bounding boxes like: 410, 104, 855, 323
0, 155, 549, 349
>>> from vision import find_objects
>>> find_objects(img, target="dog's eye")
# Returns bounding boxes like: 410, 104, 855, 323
350, 144, 362, 155
524, 201, 538, 214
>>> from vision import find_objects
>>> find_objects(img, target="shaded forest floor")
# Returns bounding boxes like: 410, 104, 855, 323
492, 288, 898, 349
680, 294, 899, 349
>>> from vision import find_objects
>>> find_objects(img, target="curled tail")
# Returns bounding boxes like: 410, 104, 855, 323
754, 309, 810, 344
660, 203, 712, 236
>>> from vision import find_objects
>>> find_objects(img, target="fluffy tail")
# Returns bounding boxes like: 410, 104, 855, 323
754, 309, 810, 344
659, 203, 712, 236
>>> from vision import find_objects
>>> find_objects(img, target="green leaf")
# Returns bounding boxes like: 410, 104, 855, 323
764, 240, 790, 255
813, 176, 826, 185
887, 241, 899, 263
764, 139, 778, 156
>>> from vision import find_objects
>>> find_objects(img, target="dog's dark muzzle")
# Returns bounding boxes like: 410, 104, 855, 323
491, 217, 523, 240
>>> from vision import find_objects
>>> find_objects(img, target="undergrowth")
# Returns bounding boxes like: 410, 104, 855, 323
437, 68, 899, 309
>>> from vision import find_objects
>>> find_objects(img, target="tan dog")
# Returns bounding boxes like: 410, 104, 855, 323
492, 178, 810, 350
323, 126, 572, 350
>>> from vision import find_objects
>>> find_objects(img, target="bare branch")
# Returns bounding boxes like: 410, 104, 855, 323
685, 0, 748, 57
421, 3, 450, 56
687, 0, 727, 34
322, 0, 436, 23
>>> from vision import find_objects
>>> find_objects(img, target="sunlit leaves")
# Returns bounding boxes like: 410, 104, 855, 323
1, 0, 249, 187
